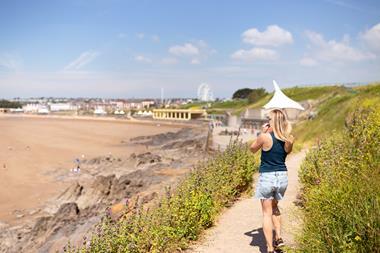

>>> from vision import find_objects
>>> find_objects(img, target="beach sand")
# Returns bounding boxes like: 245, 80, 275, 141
0, 116, 180, 224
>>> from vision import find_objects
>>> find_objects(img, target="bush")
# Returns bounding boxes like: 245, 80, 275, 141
297, 105, 380, 252
247, 88, 267, 104
66, 140, 258, 253
0, 99, 22, 108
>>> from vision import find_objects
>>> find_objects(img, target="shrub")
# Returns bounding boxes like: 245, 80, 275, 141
297, 105, 380, 252
66, 140, 258, 253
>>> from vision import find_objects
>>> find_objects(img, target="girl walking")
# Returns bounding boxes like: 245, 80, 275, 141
250, 109, 294, 253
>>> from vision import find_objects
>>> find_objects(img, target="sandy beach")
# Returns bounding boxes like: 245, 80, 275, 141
0, 115, 180, 224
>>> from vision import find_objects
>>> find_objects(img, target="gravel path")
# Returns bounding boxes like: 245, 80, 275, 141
188, 150, 307, 253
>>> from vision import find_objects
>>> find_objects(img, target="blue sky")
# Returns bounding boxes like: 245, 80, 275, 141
1, 0, 380, 99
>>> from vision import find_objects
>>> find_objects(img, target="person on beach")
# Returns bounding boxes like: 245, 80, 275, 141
250, 109, 294, 253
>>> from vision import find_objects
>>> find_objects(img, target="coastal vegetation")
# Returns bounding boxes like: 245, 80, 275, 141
297, 104, 380, 252
0, 99, 22, 108
66, 140, 258, 252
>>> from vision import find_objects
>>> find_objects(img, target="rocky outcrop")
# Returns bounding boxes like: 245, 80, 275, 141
0, 127, 208, 253
130, 152, 162, 166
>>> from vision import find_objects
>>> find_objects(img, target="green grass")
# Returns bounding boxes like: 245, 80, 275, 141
282, 85, 347, 101
292, 84, 380, 147
178, 102, 208, 109
209, 99, 248, 109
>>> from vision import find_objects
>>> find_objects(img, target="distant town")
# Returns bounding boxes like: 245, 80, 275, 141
0, 97, 195, 116
0, 83, 219, 117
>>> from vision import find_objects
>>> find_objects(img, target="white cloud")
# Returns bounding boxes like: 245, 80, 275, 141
361, 23, 380, 53
63, 51, 99, 71
135, 55, 152, 63
167, 40, 215, 65
242, 25, 293, 47
305, 30, 375, 62
195, 40, 217, 55
152, 35, 160, 42
137, 33, 145, 39
231, 47, 277, 61
190, 58, 200, 64
161, 57, 178, 65
300, 57, 318, 66
169, 43, 199, 56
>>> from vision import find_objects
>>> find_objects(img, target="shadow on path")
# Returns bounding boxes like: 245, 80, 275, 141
244, 228, 267, 253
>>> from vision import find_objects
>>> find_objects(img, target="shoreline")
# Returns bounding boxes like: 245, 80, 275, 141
0, 113, 206, 128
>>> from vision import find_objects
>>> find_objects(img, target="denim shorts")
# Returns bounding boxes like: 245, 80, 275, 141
255, 171, 288, 200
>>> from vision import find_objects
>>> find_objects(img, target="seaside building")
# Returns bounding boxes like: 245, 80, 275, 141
37, 107, 50, 114
240, 108, 267, 129
142, 100, 155, 108
94, 107, 107, 115
152, 109, 207, 121
23, 103, 48, 113
49, 103, 77, 112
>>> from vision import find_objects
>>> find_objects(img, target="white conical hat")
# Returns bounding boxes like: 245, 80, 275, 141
263, 80, 304, 110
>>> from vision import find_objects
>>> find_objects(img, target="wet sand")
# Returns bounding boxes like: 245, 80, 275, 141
0, 116, 180, 224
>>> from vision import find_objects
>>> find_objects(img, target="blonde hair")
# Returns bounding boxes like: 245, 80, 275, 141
269, 109, 292, 142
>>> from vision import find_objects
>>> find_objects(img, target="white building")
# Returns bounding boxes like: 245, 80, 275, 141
37, 107, 50, 114
94, 107, 107, 115
49, 103, 77, 112
142, 100, 155, 108
23, 103, 46, 113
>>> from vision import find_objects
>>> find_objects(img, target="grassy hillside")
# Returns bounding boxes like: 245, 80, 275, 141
293, 83, 380, 146
179, 99, 248, 111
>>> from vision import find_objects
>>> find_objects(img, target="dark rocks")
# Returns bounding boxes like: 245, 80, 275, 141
130, 128, 195, 146
92, 175, 115, 196
54, 203, 80, 222
58, 182, 84, 202
132, 152, 162, 166
30, 216, 53, 238
85, 155, 120, 165
161, 138, 205, 150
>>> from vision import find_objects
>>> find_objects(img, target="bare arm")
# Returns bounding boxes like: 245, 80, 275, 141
284, 135, 295, 154
250, 134, 265, 154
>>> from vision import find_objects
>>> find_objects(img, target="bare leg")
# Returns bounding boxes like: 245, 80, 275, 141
272, 199, 282, 240
261, 199, 274, 252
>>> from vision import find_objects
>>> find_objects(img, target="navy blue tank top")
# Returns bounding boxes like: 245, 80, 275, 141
259, 132, 287, 173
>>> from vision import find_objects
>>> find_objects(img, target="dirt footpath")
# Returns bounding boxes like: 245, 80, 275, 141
188, 150, 307, 253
